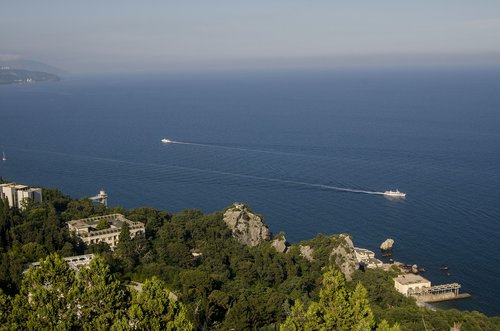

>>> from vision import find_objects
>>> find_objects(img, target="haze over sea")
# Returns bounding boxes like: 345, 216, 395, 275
1, 68, 499, 315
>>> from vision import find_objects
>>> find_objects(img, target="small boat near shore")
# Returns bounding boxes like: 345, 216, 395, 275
383, 189, 406, 198
161, 138, 172, 144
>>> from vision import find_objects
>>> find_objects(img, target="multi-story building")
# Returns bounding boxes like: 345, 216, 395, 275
67, 213, 145, 249
394, 274, 432, 296
0, 183, 43, 209
354, 247, 384, 269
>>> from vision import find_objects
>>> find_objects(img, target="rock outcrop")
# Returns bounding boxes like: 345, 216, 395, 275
380, 238, 395, 251
223, 203, 271, 247
272, 234, 289, 253
330, 235, 358, 281
298, 234, 358, 280
299, 245, 314, 262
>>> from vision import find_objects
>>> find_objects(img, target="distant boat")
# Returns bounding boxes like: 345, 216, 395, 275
383, 189, 406, 198
161, 138, 172, 144
2, 152, 5, 161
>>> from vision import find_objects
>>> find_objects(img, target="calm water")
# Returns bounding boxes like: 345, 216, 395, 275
1, 68, 499, 315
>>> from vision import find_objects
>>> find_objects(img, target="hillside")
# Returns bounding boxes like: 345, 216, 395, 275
0, 185, 499, 330
0, 68, 60, 84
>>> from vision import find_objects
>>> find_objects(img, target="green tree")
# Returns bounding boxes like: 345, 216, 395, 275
350, 282, 375, 331
10, 253, 77, 330
281, 266, 399, 331
20, 242, 48, 262
0, 198, 13, 250
73, 256, 128, 330
375, 320, 400, 331
96, 218, 110, 230
126, 207, 171, 239
316, 267, 352, 330
0, 289, 10, 328
116, 222, 137, 273
127, 277, 193, 330
119, 222, 131, 244
279, 299, 307, 331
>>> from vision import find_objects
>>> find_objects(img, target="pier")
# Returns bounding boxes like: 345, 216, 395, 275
394, 274, 470, 303
409, 283, 471, 303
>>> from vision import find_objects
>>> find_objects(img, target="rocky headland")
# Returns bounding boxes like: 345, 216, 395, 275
223, 202, 361, 280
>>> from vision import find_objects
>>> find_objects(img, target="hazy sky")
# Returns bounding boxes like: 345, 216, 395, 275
2, 1, 500, 72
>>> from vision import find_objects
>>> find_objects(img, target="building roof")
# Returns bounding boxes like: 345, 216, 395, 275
0, 183, 37, 190
67, 219, 92, 229
394, 274, 430, 285
26, 254, 95, 272
67, 213, 144, 237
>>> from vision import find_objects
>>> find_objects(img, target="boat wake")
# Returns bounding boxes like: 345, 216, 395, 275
9, 146, 390, 197
169, 140, 334, 160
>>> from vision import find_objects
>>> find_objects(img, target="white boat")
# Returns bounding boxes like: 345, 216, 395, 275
161, 138, 172, 144
2, 152, 5, 161
383, 189, 406, 198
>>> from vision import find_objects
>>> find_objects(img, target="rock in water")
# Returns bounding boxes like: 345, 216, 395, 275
380, 238, 395, 251
223, 203, 271, 247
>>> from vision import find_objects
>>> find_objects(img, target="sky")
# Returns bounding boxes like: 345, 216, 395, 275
1, 1, 500, 73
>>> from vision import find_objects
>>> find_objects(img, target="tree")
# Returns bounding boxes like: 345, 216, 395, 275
0, 289, 10, 327
127, 277, 193, 330
10, 253, 77, 330
119, 222, 131, 244
279, 299, 307, 331
116, 222, 136, 273
312, 267, 353, 330
349, 282, 375, 331
375, 320, 400, 331
73, 256, 128, 330
281, 266, 399, 331
96, 219, 110, 230
0, 198, 13, 250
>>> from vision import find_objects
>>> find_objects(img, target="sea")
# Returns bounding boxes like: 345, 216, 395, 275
1, 67, 499, 316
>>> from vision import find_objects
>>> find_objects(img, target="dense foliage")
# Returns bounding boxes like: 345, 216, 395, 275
0, 186, 499, 330
280, 267, 399, 331
0, 254, 191, 330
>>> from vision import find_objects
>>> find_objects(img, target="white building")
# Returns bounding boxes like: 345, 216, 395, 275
26, 254, 95, 272
67, 214, 145, 249
354, 247, 384, 269
0, 183, 43, 209
394, 274, 432, 296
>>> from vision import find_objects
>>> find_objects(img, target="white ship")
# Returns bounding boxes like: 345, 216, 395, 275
2, 152, 5, 161
161, 138, 172, 144
383, 189, 406, 198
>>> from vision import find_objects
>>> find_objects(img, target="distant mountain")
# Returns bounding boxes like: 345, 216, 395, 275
0, 68, 60, 85
0, 55, 65, 75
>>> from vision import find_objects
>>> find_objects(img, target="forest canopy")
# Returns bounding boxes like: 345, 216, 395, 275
0, 187, 499, 330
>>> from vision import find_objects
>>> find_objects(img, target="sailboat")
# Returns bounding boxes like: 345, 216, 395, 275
2, 152, 5, 161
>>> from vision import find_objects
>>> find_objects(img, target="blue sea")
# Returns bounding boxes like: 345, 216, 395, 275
1, 68, 499, 316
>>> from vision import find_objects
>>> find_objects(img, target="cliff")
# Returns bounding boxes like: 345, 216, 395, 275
300, 234, 359, 280
223, 203, 359, 279
223, 203, 272, 247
